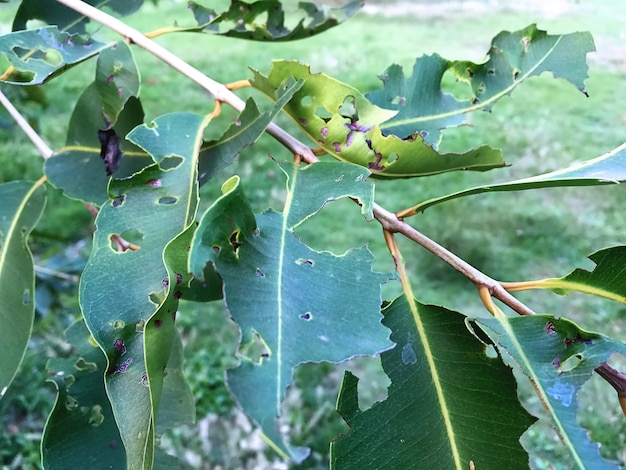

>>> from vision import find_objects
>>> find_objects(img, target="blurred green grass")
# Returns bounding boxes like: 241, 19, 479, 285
1, 0, 625, 468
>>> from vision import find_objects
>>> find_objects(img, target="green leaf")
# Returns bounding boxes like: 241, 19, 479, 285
46, 94, 152, 205
12, 0, 144, 33
198, 78, 304, 185
368, 25, 595, 146
476, 315, 625, 469
0, 26, 108, 85
187, 0, 362, 41
0, 180, 46, 399
95, 41, 141, 127
79, 112, 208, 468
189, 162, 392, 461
250, 61, 504, 178
408, 141, 626, 214
42, 319, 126, 469
331, 297, 534, 469
519, 245, 626, 303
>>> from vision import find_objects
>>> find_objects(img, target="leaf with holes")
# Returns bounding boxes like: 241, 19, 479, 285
0, 26, 108, 85
250, 60, 504, 178
198, 79, 304, 185
189, 162, 393, 462
79, 112, 208, 468
12, 0, 143, 33
368, 24, 594, 146
186, 0, 362, 41
476, 315, 625, 469
331, 297, 534, 469
42, 319, 126, 469
406, 141, 626, 214
0, 180, 46, 398
46, 94, 151, 205
512, 245, 626, 304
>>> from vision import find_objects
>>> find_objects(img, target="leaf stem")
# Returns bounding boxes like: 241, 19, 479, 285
595, 363, 626, 417
0, 89, 53, 159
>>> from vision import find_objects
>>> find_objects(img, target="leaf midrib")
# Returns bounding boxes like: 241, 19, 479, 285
379, 35, 564, 132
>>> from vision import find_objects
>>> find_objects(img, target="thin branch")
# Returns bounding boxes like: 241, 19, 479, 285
54, 0, 317, 162
55, 0, 535, 317
0, 89, 53, 159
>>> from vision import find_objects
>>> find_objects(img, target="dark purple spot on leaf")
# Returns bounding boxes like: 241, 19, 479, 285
253, 228, 260, 237
552, 356, 561, 368
581, 87, 589, 97
545, 321, 557, 335
299, 312, 312, 321
256, 268, 265, 278
146, 179, 162, 187
565, 334, 592, 348
295, 258, 314, 266
234, 120, 241, 126
172, 311, 177, 322
332, 142, 341, 153
98, 128, 123, 176
140, 371, 149, 387
162, 277, 169, 289
298, 117, 308, 126
212, 245, 221, 254
154, 319, 163, 329
117, 87, 123, 97
345, 132, 354, 148
111, 194, 125, 207
175, 272, 183, 284
320, 127, 328, 138
107, 74, 114, 84
466, 68, 474, 78
114, 338, 126, 355
174, 291, 182, 300
487, 69, 495, 75
472, 97, 480, 105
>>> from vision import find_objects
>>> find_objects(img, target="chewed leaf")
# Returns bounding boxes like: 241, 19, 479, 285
0, 26, 108, 85
12, 0, 143, 34
519, 245, 626, 303
189, 163, 392, 461
369, 24, 595, 146
331, 298, 534, 469
46, 94, 150, 205
198, 79, 304, 185
187, 0, 362, 41
251, 61, 504, 178
476, 315, 625, 469
407, 141, 626, 214
43, 320, 126, 469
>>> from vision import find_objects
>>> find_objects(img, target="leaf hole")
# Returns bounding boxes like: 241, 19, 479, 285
229, 230, 242, 256
295, 258, 314, 266
160, 155, 183, 170
158, 196, 178, 205
111, 194, 126, 207
110, 229, 143, 252
239, 331, 271, 365
65, 395, 79, 410
88, 404, 105, 427
314, 105, 332, 122
74, 357, 98, 372
338, 95, 358, 121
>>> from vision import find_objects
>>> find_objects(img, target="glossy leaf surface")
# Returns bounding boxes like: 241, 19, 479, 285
187, 0, 362, 41
42, 319, 126, 469
189, 163, 393, 461
0, 180, 46, 398
409, 141, 626, 214
12, 0, 143, 33
0, 26, 107, 85
79, 112, 207, 468
331, 297, 533, 469
368, 25, 594, 146
198, 79, 304, 185
251, 61, 504, 177
476, 315, 625, 469
521, 245, 626, 303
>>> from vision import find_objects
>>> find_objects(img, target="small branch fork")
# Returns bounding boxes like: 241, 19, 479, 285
6, 0, 621, 412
